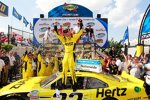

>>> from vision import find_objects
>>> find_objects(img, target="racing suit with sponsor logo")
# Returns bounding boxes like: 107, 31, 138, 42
53, 23, 83, 85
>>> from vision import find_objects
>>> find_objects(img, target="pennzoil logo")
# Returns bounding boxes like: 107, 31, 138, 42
63, 4, 78, 12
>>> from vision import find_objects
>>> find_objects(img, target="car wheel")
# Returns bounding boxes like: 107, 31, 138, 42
2, 96, 25, 100
103, 97, 118, 100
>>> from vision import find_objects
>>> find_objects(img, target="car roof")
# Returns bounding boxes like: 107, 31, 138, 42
58, 71, 120, 82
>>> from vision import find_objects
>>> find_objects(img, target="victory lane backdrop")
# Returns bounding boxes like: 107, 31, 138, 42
33, 17, 108, 48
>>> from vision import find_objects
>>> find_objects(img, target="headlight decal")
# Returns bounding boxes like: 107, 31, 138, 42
134, 86, 141, 93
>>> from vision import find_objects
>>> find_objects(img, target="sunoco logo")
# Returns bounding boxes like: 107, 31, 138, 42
63, 4, 78, 11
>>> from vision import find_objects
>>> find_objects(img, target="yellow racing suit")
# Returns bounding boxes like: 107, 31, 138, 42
37, 54, 46, 76
22, 55, 33, 79
53, 23, 83, 85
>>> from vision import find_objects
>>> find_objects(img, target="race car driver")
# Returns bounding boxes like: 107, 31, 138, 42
53, 19, 83, 86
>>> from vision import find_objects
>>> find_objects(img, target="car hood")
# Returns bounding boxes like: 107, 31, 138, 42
0, 77, 45, 96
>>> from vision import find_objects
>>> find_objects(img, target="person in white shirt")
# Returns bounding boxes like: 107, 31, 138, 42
73, 23, 80, 34
0, 59, 5, 79
129, 57, 142, 78
8, 51, 16, 82
44, 27, 56, 44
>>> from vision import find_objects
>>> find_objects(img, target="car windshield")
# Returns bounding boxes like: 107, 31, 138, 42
102, 72, 120, 82
40, 72, 59, 86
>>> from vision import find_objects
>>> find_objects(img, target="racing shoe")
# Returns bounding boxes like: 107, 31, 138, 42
72, 82, 77, 92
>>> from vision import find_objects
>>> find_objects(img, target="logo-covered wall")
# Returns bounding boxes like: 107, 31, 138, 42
33, 18, 108, 47
33, 3, 108, 48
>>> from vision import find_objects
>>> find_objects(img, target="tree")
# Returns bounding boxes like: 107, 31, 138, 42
107, 38, 123, 56
1, 44, 13, 52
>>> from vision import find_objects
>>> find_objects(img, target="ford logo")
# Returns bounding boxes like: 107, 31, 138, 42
86, 22, 95, 27
96, 33, 105, 38
39, 27, 47, 32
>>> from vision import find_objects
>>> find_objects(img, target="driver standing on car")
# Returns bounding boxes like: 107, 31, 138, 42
53, 19, 83, 86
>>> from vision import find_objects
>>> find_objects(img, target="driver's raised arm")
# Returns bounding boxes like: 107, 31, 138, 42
53, 22, 65, 43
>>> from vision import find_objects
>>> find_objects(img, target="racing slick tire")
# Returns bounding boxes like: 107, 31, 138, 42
102, 97, 118, 100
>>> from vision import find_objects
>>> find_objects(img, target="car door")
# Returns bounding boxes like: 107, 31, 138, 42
37, 76, 91, 100
51, 76, 91, 100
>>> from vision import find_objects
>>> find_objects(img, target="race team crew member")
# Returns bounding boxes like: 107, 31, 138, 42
53, 19, 83, 85
37, 53, 47, 76
22, 52, 34, 79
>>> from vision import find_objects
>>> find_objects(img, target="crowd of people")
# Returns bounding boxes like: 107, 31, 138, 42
11, 35, 32, 46
0, 19, 150, 97
0, 45, 150, 94
21, 49, 62, 79
102, 47, 150, 79
0, 48, 21, 87
0, 32, 8, 43
0, 32, 32, 46
0, 47, 63, 87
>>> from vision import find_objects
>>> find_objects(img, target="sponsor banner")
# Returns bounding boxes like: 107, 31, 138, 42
12, 7, 22, 20
76, 59, 102, 73
33, 18, 108, 47
23, 17, 29, 27
0, 1, 8, 17
48, 3, 93, 17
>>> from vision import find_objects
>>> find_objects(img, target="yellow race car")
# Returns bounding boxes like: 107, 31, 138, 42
0, 71, 148, 100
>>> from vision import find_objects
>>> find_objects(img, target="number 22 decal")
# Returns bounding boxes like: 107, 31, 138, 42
53, 92, 83, 100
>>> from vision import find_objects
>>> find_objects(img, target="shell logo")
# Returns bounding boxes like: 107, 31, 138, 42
96, 39, 103, 43
84, 44, 91, 49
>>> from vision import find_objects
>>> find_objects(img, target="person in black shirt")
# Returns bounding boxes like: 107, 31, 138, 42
107, 58, 118, 75
85, 25, 94, 42
109, 47, 116, 58
13, 52, 21, 79
11, 35, 17, 46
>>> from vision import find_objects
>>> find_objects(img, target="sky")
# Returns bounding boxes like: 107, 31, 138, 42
0, 0, 150, 41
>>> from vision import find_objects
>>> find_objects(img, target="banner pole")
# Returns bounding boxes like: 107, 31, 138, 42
8, 25, 10, 44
